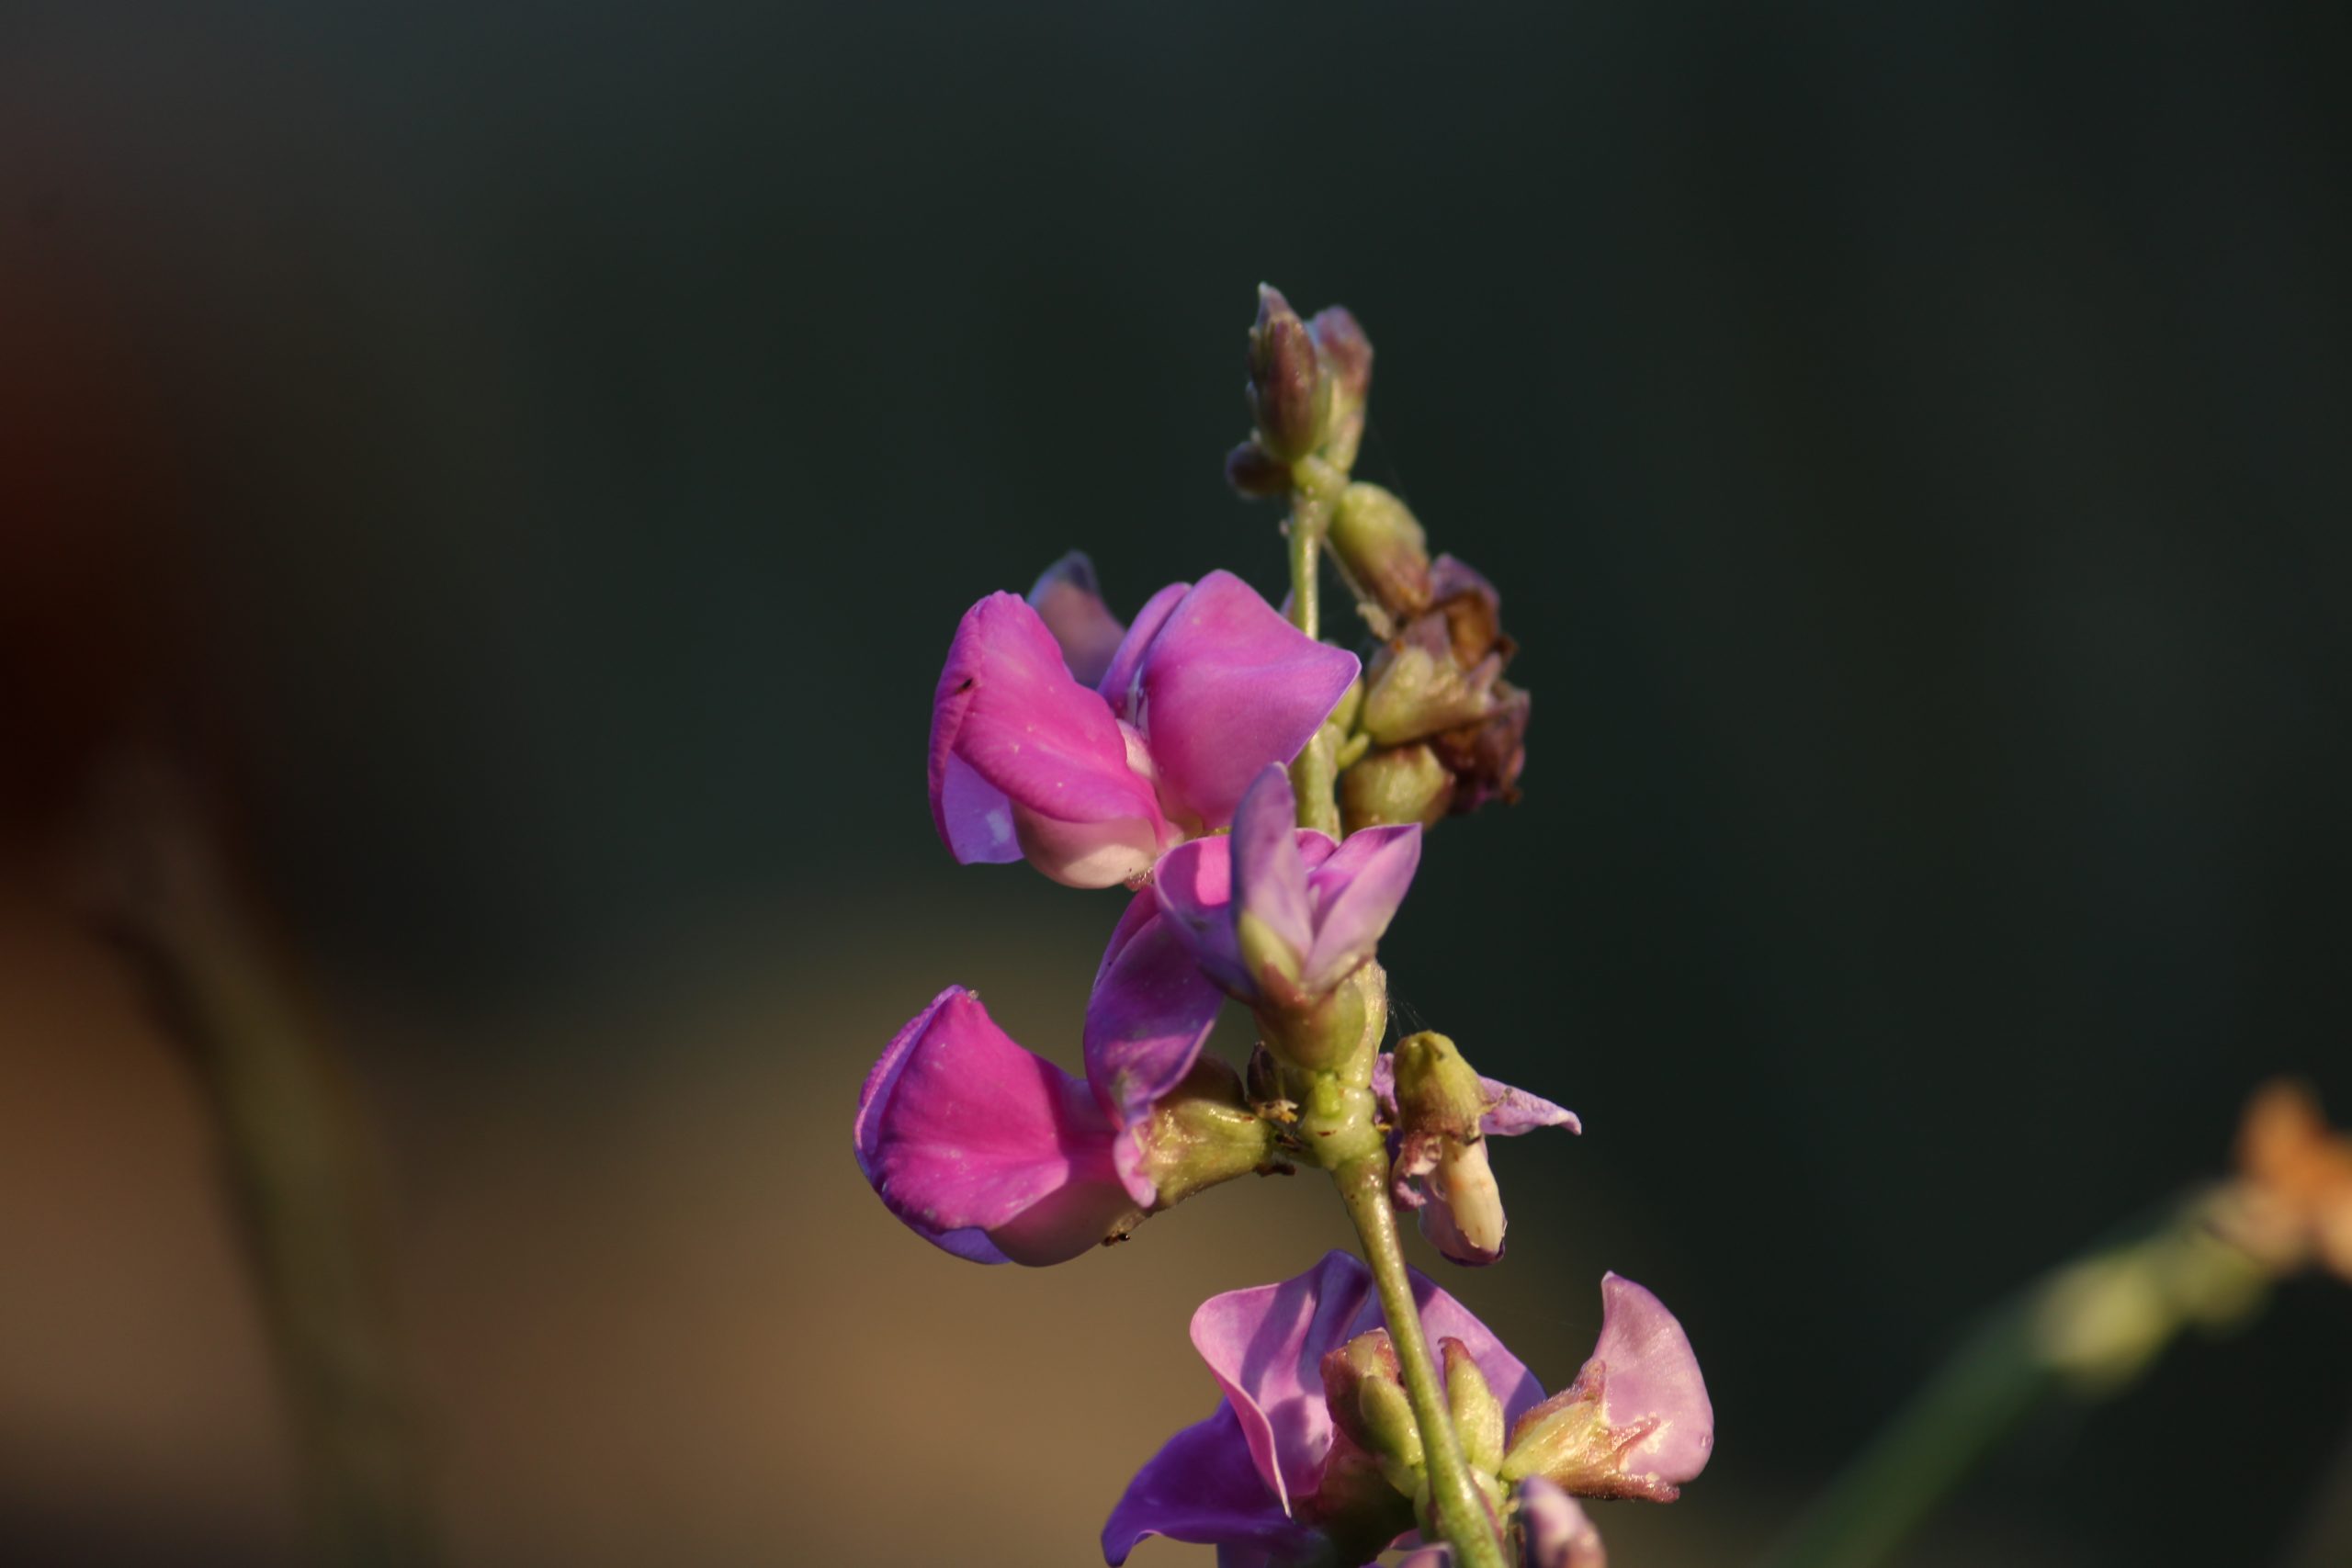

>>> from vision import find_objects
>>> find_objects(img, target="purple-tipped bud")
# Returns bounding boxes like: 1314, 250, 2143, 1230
1248, 284, 1329, 462
1500, 1275, 1713, 1503
1310, 306, 1374, 472
1342, 742, 1456, 831
1329, 482, 1433, 621
1225, 438, 1294, 499
1310, 305, 1374, 412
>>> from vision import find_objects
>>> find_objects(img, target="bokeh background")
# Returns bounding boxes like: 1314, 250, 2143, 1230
4, 4, 2349, 1565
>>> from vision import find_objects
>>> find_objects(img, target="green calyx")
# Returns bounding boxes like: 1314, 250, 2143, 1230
1393, 1032, 1490, 1141
1134, 1057, 1282, 1207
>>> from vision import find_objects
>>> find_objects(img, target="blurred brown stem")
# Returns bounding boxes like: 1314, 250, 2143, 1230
101, 801, 440, 1568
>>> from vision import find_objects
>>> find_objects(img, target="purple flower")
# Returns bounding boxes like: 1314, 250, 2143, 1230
1395, 1478, 1606, 1568
1103, 1250, 1544, 1568
930, 563, 1359, 888
855, 924, 1232, 1263
1499, 1274, 1714, 1503
1376, 1043, 1580, 1268
1153, 764, 1422, 1007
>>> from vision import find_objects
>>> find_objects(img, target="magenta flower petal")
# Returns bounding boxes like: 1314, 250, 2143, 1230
1481, 1080, 1580, 1137
1027, 551, 1128, 687
1096, 580, 1189, 721
931, 752, 1023, 866
1148, 833, 1250, 995
1188, 1250, 1544, 1510
1102, 1403, 1323, 1567
1229, 765, 1317, 963
854, 987, 1136, 1266
1300, 822, 1421, 995
1373, 1055, 1581, 1139
929, 592, 1173, 887
1086, 890, 1228, 1203
1518, 1478, 1608, 1568
1133, 571, 1360, 828
1582, 1273, 1713, 1489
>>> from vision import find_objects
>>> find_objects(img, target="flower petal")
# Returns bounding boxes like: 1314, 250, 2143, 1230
1134, 571, 1360, 827
1188, 1250, 1544, 1510
1102, 1403, 1321, 1567
929, 592, 1170, 886
1230, 765, 1315, 965
854, 987, 1133, 1266
1518, 1477, 1607, 1568
1027, 551, 1127, 687
1372, 1055, 1582, 1140
1097, 580, 1190, 721
1086, 891, 1228, 1202
1300, 822, 1421, 995
1585, 1273, 1713, 1490
1148, 834, 1251, 996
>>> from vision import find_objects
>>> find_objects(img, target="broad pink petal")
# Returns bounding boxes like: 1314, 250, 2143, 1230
1086, 892, 1227, 1203
1102, 1403, 1321, 1567
929, 592, 1170, 886
1581, 1274, 1713, 1489
1188, 1251, 1544, 1511
1027, 551, 1126, 686
1301, 823, 1420, 995
1134, 571, 1359, 827
855, 987, 1130, 1266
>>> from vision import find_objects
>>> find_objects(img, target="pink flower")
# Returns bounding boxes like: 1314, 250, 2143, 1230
1151, 763, 1422, 1008
854, 904, 1243, 1266
930, 561, 1358, 887
1103, 1251, 1543, 1568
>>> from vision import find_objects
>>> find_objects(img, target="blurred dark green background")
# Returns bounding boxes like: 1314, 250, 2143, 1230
3, 3, 2348, 1566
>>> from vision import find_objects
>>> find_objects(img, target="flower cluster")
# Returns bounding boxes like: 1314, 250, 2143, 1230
854, 288, 1713, 1567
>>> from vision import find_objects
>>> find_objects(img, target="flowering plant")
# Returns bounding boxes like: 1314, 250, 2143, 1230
856, 287, 1711, 1567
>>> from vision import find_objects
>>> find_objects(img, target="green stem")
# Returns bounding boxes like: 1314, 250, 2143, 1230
1759, 1191, 2270, 1568
108, 817, 440, 1568
1755, 1302, 2049, 1568
1336, 1154, 1509, 1568
1284, 458, 1343, 827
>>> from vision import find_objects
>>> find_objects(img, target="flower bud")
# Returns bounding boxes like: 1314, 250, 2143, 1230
1329, 482, 1433, 621
1322, 1327, 1425, 1494
1393, 1032, 1511, 1264
1310, 307, 1374, 472
1341, 742, 1455, 831
1393, 1032, 1488, 1138
1224, 437, 1293, 499
1444, 1338, 1507, 1473
1248, 284, 1330, 462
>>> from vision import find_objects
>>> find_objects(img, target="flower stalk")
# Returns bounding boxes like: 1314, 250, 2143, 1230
1336, 1150, 1511, 1568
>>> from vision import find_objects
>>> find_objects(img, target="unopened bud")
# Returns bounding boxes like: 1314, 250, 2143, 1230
1393, 1032, 1488, 1140
1248, 285, 1329, 462
1329, 483, 1432, 620
1327, 1329, 1426, 1495
1444, 1338, 1507, 1473
1341, 743, 1454, 832
1224, 438, 1293, 499
1310, 307, 1374, 473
